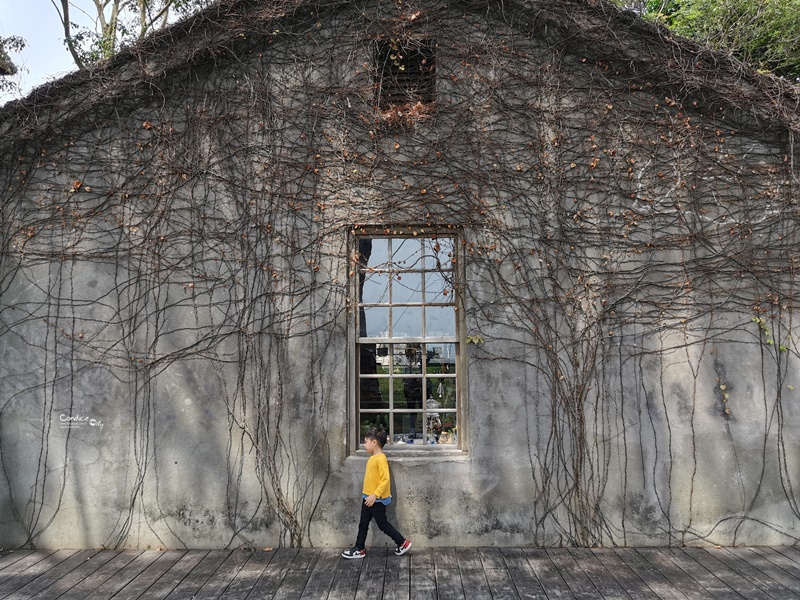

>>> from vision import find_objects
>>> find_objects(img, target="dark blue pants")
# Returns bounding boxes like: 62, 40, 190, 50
355, 499, 405, 549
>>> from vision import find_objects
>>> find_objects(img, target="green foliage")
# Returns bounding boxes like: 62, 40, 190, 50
613, 0, 800, 79
0, 36, 25, 96
56, 0, 213, 69
752, 316, 790, 352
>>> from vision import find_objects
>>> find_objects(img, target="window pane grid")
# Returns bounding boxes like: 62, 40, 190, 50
357, 235, 459, 447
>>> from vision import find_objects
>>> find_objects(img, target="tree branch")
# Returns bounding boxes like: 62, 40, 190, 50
51, 0, 86, 69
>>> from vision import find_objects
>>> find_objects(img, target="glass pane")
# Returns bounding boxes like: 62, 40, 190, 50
393, 306, 422, 337
426, 343, 457, 373
359, 413, 389, 443
375, 344, 390, 370
360, 377, 389, 409
430, 412, 457, 445
393, 343, 423, 373
397, 376, 425, 411
428, 376, 457, 409
393, 412, 424, 444
424, 237, 455, 270
361, 272, 389, 304
425, 306, 455, 337
392, 272, 422, 304
391, 238, 423, 270
361, 238, 389, 269
360, 344, 381, 376
425, 271, 454, 304
362, 306, 389, 338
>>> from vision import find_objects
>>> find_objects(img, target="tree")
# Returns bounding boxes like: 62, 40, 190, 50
51, 0, 213, 69
0, 36, 26, 95
613, 0, 800, 79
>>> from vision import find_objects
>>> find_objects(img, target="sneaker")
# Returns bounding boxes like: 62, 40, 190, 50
395, 539, 412, 556
341, 547, 366, 559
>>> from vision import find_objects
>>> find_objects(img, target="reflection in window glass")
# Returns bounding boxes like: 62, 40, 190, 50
428, 343, 457, 370
435, 412, 458, 445
391, 238, 424, 270
401, 376, 425, 410
424, 237, 455, 270
393, 306, 423, 338
393, 272, 423, 304
359, 345, 378, 376
363, 238, 390, 269
425, 306, 456, 337
394, 343, 423, 373
425, 271, 453, 303
357, 235, 459, 446
427, 377, 456, 409
360, 413, 389, 441
391, 411, 457, 445
362, 273, 390, 304
360, 377, 389, 410
362, 306, 389, 337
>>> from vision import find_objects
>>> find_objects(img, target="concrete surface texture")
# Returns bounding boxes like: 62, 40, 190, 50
1, 0, 799, 549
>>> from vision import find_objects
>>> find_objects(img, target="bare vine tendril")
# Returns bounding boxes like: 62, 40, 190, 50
1, 0, 798, 548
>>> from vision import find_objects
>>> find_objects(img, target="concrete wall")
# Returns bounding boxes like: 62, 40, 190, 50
1, 0, 799, 548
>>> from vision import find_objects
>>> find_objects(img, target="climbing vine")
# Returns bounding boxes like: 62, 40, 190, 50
0, 0, 799, 548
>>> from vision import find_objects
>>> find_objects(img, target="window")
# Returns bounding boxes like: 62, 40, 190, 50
374, 38, 436, 109
355, 234, 461, 448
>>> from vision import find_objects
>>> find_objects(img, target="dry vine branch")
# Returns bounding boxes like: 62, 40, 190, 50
0, 0, 799, 548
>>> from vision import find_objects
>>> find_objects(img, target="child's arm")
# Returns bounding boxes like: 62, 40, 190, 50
375, 457, 391, 499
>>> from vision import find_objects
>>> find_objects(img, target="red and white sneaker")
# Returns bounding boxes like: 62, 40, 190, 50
342, 547, 366, 559
395, 539, 412, 556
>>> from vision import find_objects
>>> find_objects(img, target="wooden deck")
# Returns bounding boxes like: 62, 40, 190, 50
1, 546, 799, 599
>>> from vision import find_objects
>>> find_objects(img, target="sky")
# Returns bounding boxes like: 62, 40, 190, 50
0, 1, 93, 103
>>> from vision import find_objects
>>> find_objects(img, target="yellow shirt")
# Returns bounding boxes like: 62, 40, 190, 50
362, 452, 391, 500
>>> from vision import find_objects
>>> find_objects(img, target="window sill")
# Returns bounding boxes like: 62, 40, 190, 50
350, 445, 467, 462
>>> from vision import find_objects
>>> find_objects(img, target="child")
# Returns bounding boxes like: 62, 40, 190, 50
342, 428, 412, 558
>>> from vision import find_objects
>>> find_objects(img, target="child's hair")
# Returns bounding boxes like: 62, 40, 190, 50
365, 427, 388, 448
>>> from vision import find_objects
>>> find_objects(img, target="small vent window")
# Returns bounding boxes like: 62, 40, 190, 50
375, 39, 436, 109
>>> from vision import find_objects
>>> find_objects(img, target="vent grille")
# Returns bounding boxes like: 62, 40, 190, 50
375, 39, 436, 109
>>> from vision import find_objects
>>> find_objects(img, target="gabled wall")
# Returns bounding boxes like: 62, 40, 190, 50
1, 0, 799, 548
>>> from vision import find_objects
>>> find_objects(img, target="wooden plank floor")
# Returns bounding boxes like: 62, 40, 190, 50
0, 546, 799, 599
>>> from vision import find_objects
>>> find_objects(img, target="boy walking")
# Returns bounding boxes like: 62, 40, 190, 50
342, 428, 412, 558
